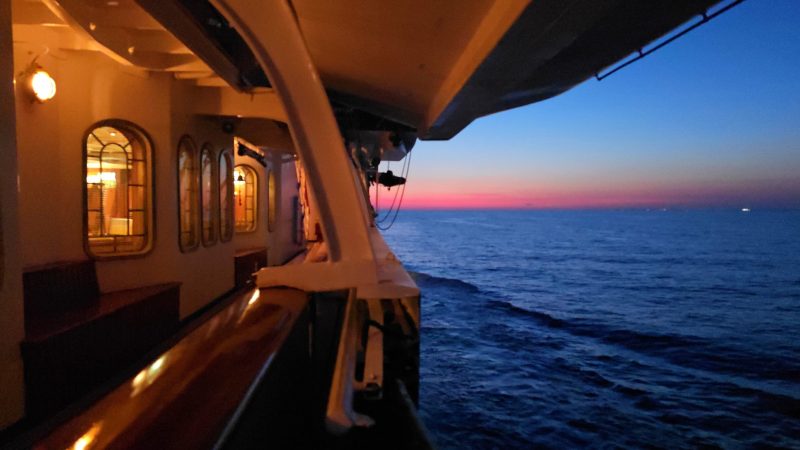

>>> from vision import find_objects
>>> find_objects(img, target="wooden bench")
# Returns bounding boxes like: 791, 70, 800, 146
20, 260, 180, 420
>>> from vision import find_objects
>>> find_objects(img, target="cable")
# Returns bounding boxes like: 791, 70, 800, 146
376, 152, 409, 224
376, 149, 412, 231
376, 151, 409, 224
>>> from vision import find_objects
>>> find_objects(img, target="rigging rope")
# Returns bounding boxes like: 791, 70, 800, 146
376, 149, 412, 231
376, 150, 410, 224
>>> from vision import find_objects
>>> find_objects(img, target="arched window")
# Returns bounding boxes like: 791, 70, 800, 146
200, 145, 217, 246
268, 169, 277, 232
177, 136, 199, 252
84, 121, 153, 258
234, 165, 258, 233
219, 151, 233, 242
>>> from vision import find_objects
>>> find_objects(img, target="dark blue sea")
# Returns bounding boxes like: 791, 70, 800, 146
381, 210, 800, 449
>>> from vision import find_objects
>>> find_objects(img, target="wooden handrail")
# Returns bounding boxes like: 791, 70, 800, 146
28, 287, 307, 449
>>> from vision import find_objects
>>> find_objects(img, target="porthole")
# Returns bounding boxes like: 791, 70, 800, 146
177, 136, 200, 252
219, 150, 234, 242
200, 144, 217, 246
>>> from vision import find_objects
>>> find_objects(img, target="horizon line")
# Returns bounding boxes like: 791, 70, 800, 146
387, 205, 800, 211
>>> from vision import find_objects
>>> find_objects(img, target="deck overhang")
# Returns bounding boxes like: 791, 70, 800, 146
293, 0, 724, 139
18, 0, 725, 139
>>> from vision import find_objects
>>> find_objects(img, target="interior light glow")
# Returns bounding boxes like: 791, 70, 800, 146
234, 170, 245, 185
86, 172, 117, 187
29, 69, 56, 102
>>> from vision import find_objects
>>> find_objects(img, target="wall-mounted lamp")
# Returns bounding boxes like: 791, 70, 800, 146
20, 62, 56, 103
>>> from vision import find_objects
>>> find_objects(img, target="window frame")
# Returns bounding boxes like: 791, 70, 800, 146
199, 144, 217, 247
176, 135, 200, 253
218, 150, 234, 242
233, 164, 258, 234
268, 168, 277, 232
82, 119, 155, 260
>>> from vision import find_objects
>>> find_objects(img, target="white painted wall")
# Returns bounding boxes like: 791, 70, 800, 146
11, 47, 236, 318
274, 161, 303, 265
227, 120, 303, 264
0, 0, 25, 429
5, 18, 307, 427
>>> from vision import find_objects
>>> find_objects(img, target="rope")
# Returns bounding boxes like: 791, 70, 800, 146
376, 149, 412, 231
376, 151, 409, 223
376, 151, 410, 224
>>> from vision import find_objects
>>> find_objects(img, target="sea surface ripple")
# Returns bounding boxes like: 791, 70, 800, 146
382, 210, 800, 449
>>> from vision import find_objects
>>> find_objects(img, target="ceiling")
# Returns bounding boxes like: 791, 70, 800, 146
11, 0, 727, 140
11, 0, 230, 87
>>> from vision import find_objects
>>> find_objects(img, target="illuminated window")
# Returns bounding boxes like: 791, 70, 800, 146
234, 165, 258, 233
268, 169, 277, 232
200, 145, 217, 246
219, 151, 233, 242
177, 136, 199, 252
84, 121, 153, 258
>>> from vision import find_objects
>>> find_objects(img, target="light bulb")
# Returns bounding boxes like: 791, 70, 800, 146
29, 69, 56, 102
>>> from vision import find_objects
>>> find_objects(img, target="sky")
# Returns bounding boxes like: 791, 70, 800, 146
376, 0, 800, 210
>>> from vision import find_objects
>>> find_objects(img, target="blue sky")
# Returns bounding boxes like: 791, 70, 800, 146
396, 0, 800, 208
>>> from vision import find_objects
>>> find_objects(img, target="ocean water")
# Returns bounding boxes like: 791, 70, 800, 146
381, 210, 800, 449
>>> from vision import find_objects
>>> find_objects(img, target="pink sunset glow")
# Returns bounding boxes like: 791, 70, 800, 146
372, 176, 800, 210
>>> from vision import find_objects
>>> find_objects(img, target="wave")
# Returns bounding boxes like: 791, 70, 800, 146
489, 299, 707, 352
410, 271, 481, 293
488, 299, 800, 383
